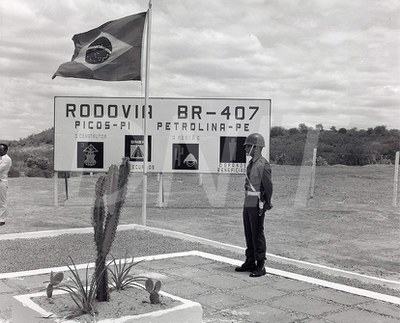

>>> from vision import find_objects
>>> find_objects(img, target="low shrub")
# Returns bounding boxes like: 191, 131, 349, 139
24, 156, 53, 178
8, 165, 21, 177
25, 168, 53, 178
316, 156, 329, 166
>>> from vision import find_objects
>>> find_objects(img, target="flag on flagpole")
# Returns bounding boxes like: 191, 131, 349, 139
52, 12, 147, 81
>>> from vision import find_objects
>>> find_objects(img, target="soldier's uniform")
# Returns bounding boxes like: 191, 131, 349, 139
236, 133, 273, 277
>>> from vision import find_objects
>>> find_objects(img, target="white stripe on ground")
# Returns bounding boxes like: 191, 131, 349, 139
1, 224, 399, 290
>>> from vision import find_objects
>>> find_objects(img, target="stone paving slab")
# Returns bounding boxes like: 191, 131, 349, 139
357, 300, 400, 319
234, 304, 308, 322
231, 284, 289, 301
269, 294, 345, 316
1, 252, 400, 322
271, 277, 319, 292
162, 280, 210, 298
0, 280, 15, 293
304, 287, 371, 305
324, 308, 400, 323
195, 273, 251, 290
3, 275, 48, 293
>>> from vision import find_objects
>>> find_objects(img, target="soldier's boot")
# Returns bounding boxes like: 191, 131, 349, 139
249, 259, 266, 277
235, 258, 256, 272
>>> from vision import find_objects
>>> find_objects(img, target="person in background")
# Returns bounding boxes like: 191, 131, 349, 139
235, 133, 273, 277
0, 143, 12, 226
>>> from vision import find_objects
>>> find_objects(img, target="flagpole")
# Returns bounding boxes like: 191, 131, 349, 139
142, 0, 152, 226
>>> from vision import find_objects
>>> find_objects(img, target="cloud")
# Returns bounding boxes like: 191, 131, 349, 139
0, 0, 399, 140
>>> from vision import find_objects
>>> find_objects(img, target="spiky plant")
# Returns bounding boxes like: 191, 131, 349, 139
56, 257, 100, 317
92, 157, 130, 302
108, 252, 144, 291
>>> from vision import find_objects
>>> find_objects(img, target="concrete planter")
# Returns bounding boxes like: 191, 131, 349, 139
12, 289, 203, 323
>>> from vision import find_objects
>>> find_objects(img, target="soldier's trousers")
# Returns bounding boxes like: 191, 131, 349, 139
242, 204, 266, 262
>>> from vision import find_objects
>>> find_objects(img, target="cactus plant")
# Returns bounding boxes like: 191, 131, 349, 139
45, 271, 64, 298
146, 279, 162, 304
92, 157, 130, 302
129, 277, 162, 304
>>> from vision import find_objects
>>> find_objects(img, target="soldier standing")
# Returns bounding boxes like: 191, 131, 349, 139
235, 133, 273, 277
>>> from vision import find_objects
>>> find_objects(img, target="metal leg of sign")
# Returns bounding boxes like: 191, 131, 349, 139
158, 173, 164, 208
198, 174, 203, 186
309, 148, 317, 199
54, 171, 58, 207
142, 173, 147, 226
64, 173, 69, 200
393, 151, 399, 207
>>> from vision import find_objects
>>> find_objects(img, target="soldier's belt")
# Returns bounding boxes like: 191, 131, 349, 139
246, 191, 260, 197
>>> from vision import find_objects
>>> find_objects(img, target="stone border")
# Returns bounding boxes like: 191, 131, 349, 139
12, 287, 202, 323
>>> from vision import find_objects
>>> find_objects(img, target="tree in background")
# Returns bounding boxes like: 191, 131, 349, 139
270, 124, 400, 166
5, 125, 400, 170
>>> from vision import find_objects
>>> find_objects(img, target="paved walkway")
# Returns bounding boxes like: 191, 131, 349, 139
1, 238, 400, 322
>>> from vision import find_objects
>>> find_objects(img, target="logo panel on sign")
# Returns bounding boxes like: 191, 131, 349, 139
172, 144, 199, 170
124, 135, 152, 162
77, 142, 104, 169
219, 136, 246, 163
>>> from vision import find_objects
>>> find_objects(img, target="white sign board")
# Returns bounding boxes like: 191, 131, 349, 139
54, 97, 271, 173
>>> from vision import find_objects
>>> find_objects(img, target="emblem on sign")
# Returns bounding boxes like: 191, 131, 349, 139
124, 135, 152, 162
77, 142, 104, 169
183, 153, 198, 168
83, 144, 98, 166
172, 144, 199, 170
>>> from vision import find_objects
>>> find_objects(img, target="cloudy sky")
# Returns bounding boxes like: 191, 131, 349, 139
0, 0, 399, 140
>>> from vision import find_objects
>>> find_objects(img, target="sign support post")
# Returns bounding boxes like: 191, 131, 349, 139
393, 151, 399, 207
54, 171, 58, 207
141, 0, 152, 226
64, 172, 69, 200
158, 172, 164, 207
310, 148, 317, 198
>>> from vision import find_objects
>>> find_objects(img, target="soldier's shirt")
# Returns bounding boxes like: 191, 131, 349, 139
245, 155, 272, 207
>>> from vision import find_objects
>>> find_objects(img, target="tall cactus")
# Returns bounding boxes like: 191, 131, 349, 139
92, 157, 130, 302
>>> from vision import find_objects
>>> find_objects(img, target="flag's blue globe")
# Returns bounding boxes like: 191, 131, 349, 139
85, 36, 112, 64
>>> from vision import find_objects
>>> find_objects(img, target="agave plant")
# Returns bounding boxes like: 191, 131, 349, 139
55, 257, 101, 317
108, 253, 162, 304
92, 157, 130, 302
108, 253, 144, 291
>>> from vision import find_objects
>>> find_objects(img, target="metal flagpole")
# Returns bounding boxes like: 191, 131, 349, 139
142, 0, 152, 226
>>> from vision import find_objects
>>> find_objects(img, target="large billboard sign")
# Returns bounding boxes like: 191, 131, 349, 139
54, 97, 271, 173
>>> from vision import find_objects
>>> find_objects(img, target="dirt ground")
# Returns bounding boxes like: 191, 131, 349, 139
2, 164, 399, 281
